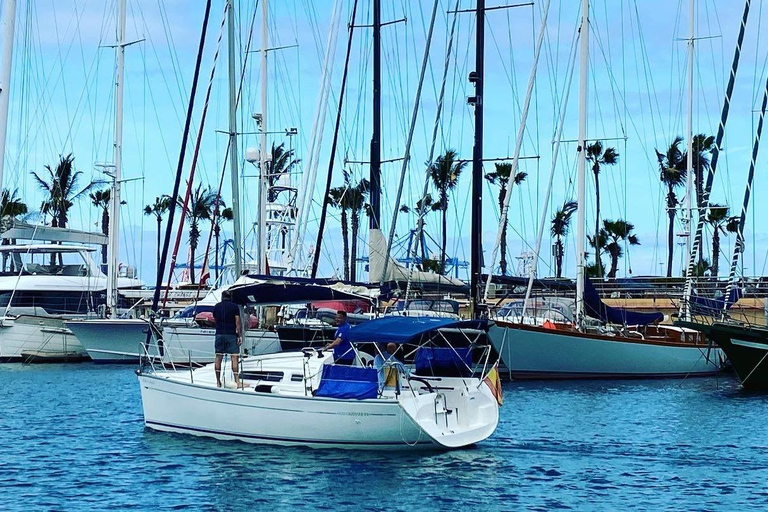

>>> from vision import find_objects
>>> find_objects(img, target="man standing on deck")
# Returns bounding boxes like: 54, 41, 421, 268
324, 310, 353, 364
213, 290, 242, 387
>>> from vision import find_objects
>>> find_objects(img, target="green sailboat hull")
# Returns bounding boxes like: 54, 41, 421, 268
678, 321, 768, 390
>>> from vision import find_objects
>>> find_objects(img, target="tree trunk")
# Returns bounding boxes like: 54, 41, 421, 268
440, 189, 447, 274
189, 220, 198, 284
608, 246, 619, 278
712, 229, 720, 276
666, 186, 675, 278
156, 218, 162, 270
499, 186, 508, 275
350, 210, 359, 282
101, 208, 109, 265
594, 168, 602, 277
555, 238, 563, 278
341, 209, 349, 281
214, 222, 220, 281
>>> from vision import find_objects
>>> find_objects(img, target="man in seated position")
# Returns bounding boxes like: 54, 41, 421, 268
213, 290, 242, 387
324, 310, 353, 364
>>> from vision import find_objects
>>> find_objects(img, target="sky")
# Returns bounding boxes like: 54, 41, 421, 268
1, 0, 768, 285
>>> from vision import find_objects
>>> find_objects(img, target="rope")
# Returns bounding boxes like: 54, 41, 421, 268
522, 15, 578, 318
483, 0, 551, 302
161, 2, 228, 309
724, 65, 768, 312
404, 0, 460, 303
288, 0, 343, 273
380, 0, 440, 283
682, 0, 751, 320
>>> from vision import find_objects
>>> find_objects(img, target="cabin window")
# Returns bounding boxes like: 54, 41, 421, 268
241, 371, 284, 382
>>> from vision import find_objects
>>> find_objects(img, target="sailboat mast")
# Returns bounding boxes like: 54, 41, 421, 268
0, 0, 16, 191
369, 0, 381, 232
470, 0, 484, 317
685, 0, 694, 262
107, 0, 127, 317
575, 0, 589, 322
228, 0, 243, 277
257, 0, 268, 274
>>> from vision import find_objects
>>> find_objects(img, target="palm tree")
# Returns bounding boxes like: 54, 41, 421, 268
266, 142, 300, 202
428, 149, 467, 273
656, 137, 687, 277
347, 178, 370, 282
587, 230, 608, 278
485, 162, 527, 275
688, 133, 716, 212
705, 204, 739, 276
144, 196, 173, 269
90, 188, 111, 265
31, 154, 95, 229
550, 200, 577, 278
585, 141, 619, 277
1, 188, 28, 270
600, 219, 640, 278
327, 185, 350, 280
186, 184, 217, 283
212, 198, 233, 281
400, 193, 436, 269
0, 188, 27, 219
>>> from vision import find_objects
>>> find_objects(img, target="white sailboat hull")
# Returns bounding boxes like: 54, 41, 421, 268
0, 315, 88, 362
160, 325, 281, 364
489, 322, 723, 379
65, 319, 158, 364
137, 365, 498, 450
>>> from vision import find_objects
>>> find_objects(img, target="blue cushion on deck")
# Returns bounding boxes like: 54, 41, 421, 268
315, 364, 378, 400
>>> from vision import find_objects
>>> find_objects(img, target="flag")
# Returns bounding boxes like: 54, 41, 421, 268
200, 258, 211, 286
483, 362, 503, 406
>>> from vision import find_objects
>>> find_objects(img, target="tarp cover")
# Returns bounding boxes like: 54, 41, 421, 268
414, 346, 473, 377
483, 274, 575, 291
229, 279, 372, 306
347, 316, 487, 345
584, 278, 663, 325
691, 288, 742, 317
314, 364, 378, 400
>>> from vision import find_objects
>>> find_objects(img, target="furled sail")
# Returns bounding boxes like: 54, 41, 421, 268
368, 228, 465, 288
584, 278, 663, 326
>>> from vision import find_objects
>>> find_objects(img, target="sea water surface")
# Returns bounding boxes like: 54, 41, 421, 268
1, 364, 767, 510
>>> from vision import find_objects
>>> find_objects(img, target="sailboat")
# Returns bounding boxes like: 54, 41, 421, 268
137, 0, 500, 450
675, 0, 768, 390
486, 0, 723, 380
63, 0, 160, 364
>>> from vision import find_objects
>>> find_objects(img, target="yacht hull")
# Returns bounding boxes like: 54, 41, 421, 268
0, 315, 89, 362
160, 326, 281, 364
65, 319, 159, 364
489, 322, 722, 380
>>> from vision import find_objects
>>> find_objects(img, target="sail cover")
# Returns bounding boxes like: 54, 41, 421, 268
348, 316, 487, 345
229, 278, 373, 306
584, 279, 663, 325
690, 288, 742, 317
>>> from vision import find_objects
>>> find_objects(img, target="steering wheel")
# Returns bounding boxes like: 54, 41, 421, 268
407, 376, 435, 393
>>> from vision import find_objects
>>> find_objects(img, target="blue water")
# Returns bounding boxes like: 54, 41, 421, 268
1, 365, 767, 510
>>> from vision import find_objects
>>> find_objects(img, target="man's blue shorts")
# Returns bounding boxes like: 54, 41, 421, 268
215, 334, 239, 355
